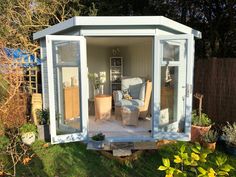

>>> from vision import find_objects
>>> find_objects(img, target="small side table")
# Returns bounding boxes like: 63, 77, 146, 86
94, 95, 112, 120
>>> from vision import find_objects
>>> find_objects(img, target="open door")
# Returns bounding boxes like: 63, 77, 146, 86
46, 35, 88, 144
153, 34, 194, 141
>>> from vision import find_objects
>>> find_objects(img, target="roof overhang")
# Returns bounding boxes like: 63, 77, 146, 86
33, 16, 202, 40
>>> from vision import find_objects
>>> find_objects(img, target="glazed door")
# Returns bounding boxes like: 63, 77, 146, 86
153, 34, 194, 141
46, 35, 88, 144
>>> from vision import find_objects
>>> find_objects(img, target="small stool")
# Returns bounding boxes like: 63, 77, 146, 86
121, 105, 140, 126
94, 95, 112, 120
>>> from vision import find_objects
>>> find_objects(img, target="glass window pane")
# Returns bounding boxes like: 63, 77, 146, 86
53, 41, 80, 63
159, 65, 185, 133
162, 41, 180, 62
160, 66, 178, 124
55, 67, 81, 135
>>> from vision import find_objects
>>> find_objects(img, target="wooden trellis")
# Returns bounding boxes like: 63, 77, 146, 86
24, 66, 39, 93
7, 52, 40, 94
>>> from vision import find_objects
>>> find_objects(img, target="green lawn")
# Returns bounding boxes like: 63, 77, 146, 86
17, 141, 236, 177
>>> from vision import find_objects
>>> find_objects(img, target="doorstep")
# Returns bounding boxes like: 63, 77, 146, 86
113, 149, 132, 156
86, 141, 157, 151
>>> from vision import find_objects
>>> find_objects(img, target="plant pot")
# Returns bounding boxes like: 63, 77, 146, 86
225, 143, 236, 155
191, 125, 211, 142
91, 139, 104, 149
37, 124, 50, 142
202, 141, 216, 151
21, 132, 36, 145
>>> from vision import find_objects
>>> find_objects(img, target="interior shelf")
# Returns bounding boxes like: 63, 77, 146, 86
110, 57, 123, 95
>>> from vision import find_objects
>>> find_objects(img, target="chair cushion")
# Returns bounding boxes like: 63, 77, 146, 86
122, 77, 145, 99
115, 99, 144, 107
122, 77, 144, 90
139, 82, 146, 101
129, 83, 143, 99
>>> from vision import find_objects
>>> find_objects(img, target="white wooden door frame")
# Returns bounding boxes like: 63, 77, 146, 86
46, 35, 88, 144
152, 34, 194, 141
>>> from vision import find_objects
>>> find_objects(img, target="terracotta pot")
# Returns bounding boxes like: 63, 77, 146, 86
191, 125, 211, 142
202, 141, 216, 151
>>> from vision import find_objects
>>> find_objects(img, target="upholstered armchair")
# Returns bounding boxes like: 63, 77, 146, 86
113, 77, 152, 119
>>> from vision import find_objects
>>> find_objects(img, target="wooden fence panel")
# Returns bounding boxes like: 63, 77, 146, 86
193, 58, 236, 123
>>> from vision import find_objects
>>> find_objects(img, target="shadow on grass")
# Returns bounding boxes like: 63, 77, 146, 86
16, 142, 49, 177
52, 143, 117, 177
51, 143, 137, 177
17, 140, 186, 177
24, 141, 125, 177
23, 141, 167, 177
50, 143, 174, 177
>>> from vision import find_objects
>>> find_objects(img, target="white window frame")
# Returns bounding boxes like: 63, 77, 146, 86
46, 35, 88, 144
152, 34, 194, 141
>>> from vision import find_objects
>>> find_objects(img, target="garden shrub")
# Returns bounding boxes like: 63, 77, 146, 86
222, 122, 236, 147
0, 46, 28, 128
158, 143, 234, 177
0, 128, 33, 176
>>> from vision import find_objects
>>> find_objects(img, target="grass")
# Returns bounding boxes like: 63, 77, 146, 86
16, 141, 236, 177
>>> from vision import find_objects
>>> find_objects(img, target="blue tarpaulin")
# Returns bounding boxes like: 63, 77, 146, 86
3, 48, 41, 67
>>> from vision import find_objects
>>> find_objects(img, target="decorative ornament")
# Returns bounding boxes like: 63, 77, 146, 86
112, 48, 120, 56
165, 63, 172, 86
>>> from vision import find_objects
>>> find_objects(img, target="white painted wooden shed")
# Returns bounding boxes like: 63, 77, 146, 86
33, 16, 201, 146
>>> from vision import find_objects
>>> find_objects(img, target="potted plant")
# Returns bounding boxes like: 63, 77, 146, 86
191, 111, 212, 142
88, 73, 102, 97
201, 129, 218, 151
36, 108, 50, 142
90, 133, 105, 149
20, 123, 37, 145
191, 93, 212, 142
222, 122, 236, 155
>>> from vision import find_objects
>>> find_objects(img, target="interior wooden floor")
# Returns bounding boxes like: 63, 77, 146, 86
88, 114, 152, 138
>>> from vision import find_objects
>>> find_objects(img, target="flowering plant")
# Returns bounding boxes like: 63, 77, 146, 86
88, 72, 101, 89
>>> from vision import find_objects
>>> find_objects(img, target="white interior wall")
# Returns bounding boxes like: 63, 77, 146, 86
87, 45, 111, 97
120, 40, 153, 80
87, 37, 153, 98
